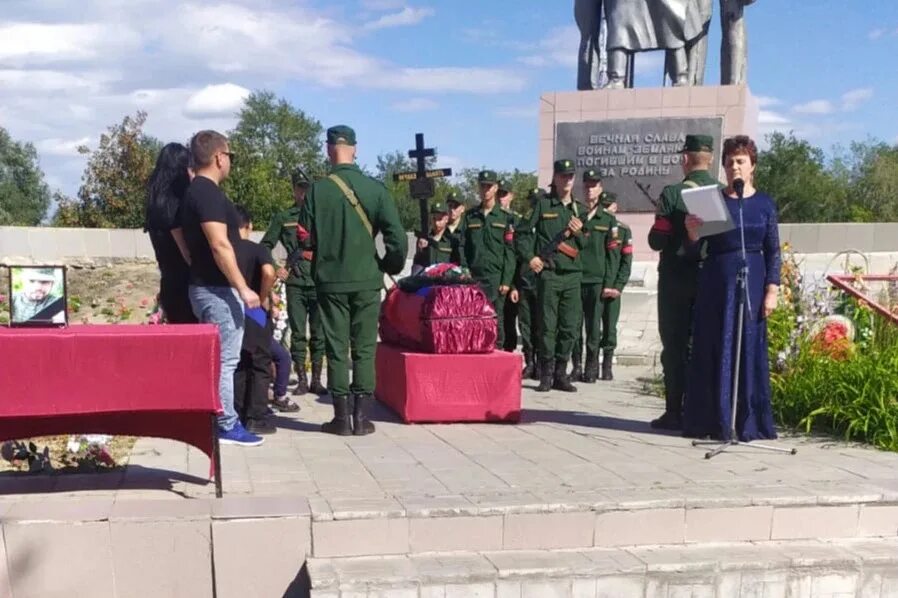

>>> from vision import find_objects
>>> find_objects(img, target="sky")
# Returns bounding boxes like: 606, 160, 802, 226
1, 0, 897, 200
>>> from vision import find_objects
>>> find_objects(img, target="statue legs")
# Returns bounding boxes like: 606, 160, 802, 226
606, 49, 628, 88
665, 48, 689, 86
575, 0, 603, 90
720, 0, 748, 85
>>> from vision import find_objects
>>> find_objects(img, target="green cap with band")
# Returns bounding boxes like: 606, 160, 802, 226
326, 125, 357, 146
553, 159, 576, 174
682, 134, 713, 152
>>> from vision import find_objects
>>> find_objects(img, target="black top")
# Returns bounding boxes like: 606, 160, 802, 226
236, 239, 274, 294
147, 214, 189, 287
181, 176, 243, 287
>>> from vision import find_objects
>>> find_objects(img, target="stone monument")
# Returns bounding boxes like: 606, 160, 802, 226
543, 0, 761, 259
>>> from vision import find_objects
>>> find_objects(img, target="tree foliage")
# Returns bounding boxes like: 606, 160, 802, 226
0, 127, 51, 226
54, 111, 161, 227
222, 91, 326, 227
456, 167, 538, 215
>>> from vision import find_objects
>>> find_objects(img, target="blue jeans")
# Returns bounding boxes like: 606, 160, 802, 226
270, 338, 291, 397
189, 285, 244, 431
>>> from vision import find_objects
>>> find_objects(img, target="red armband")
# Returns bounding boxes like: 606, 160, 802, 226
606, 241, 620, 250
504, 229, 514, 244
651, 216, 672, 234
622, 245, 633, 255
296, 224, 311, 243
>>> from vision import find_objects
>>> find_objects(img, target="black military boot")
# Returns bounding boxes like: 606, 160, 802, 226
321, 395, 353, 436
352, 393, 376, 436
535, 359, 554, 392
522, 352, 535, 380
570, 355, 583, 381
552, 360, 577, 392
529, 353, 541, 381
582, 352, 599, 383
292, 361, 308, 396
309, 360, 327, 395
601, 350, 614, 380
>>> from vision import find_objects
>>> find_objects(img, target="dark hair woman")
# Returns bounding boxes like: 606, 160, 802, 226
144, 142, 196, 323
682, 135, 781, 441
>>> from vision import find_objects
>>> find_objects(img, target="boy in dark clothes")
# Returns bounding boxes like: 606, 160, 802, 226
233, 205, 278, 435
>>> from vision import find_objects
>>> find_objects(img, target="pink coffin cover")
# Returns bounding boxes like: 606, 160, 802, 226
379, 284, 497, 354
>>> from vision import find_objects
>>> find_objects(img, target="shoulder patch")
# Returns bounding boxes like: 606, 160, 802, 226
542, 212, 559, 220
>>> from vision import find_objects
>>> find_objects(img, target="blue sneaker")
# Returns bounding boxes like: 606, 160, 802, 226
218, 422, 264, 447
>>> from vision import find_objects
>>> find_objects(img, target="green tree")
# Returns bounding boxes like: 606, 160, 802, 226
456, 167, 538, 215
0, 127, 51, 226
54, 111, 161, 227
754, 132, 848, 223
222, 91, 325, 227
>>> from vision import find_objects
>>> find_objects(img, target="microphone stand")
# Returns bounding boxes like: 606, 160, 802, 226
693, 179, 797, 460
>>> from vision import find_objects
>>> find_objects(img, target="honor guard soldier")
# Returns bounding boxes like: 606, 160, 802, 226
498, 178, 523, 352
517, 159, 585, 392
598, 192, 632, 380
647, 134, 720, 430
516, 188, 545, 379
571, 173, 617, 383
298, 125, 407, 436
444, 190, 466, 247
261, 167, 326, 400
460, 170, 517, 349
413, 201, 458, 268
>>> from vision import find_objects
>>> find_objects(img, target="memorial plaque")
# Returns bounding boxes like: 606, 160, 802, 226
555, 117, 723, 212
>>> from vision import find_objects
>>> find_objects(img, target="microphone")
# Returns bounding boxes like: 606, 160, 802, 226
733, 178, 745, 199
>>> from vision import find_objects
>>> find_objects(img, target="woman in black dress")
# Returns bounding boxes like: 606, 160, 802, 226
144, 143, 196, 323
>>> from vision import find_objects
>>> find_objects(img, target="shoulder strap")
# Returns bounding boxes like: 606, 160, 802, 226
682, 180, 699, 189
328, 174, 373, 237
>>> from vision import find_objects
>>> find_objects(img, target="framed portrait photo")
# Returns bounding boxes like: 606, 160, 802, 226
7, 265, 68, 327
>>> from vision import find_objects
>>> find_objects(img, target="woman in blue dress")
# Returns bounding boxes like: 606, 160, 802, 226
682, 135, 781, 441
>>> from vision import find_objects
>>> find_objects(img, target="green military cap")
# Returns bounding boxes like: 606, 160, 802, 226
527, 187, 546, 203
497, 178, 510, 195
291, 167, 310, 187
25, 267, 56, 282
445, 190, 462, 205
682, 134, 713, 153
600, 191, 618, 206
477, 170, 499, 184
326, 125, 357, 146
583, 168, 602, 182
430, 201, 448, 214
553, 159, 576, 174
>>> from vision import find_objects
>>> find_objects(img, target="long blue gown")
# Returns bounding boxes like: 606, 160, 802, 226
683, 191, 781, 441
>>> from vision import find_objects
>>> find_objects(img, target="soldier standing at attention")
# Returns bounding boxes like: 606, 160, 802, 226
261, 168, 326, 401
598, 192, 633, 381
516, 188, 545, 379
298, 125, 407, 436
413, 201, 458, 269
460, 170, 516, 349
517, 159, 585, 392
498, 179, 523, 352
647, 134, 718, 430
444, 190, 466, 247
571, 174, 617, 384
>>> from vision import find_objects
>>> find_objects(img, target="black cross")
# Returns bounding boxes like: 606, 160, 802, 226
408, 133, 435, 178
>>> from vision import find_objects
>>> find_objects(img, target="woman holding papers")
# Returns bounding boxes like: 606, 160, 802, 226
682, 135, 781, 441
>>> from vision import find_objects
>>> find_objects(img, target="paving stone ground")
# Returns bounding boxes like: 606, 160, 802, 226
4, 363, 897, 508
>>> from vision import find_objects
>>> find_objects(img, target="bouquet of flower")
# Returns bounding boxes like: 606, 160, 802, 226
271, 280, 289, 343
809, 315, 855, 361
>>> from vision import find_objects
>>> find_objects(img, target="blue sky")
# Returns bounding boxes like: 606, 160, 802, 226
1, 0, 897, 199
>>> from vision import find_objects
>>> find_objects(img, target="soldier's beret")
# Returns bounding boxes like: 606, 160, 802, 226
583, 169, 602, 182
478, 170, 499, 184
326, 125, 357, 146
553, 159, 576, 174
682, 134, 713, 153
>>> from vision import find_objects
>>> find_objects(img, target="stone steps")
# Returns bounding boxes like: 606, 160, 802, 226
307, 538, 898, 597
307, 486, 898, 558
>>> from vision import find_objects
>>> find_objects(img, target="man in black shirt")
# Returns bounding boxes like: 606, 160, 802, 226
181, 130, 263, 447
233, 205, 278, 435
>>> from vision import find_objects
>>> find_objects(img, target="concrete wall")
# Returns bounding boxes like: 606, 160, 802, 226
2, 224, 898, 265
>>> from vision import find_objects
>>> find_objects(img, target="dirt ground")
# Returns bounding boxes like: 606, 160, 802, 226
1, 263, 161, 473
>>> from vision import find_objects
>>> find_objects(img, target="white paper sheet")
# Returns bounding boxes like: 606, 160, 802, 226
681, 185, 735, 237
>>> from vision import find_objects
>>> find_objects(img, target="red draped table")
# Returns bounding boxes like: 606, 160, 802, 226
0, 324, 223, 495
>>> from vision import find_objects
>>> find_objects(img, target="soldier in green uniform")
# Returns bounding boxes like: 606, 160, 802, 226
571, 174, 617, 383
460, 170, 516, 349
261, 168, 326, 400
498, 179, 523, 352
413, 201, 458, 268
647, 134, 720, 430
444, 190, 466, 247
298, 125, 407, 436
516, 188, 545, 379
599, 192, 633, 381
517, 159, 585, 392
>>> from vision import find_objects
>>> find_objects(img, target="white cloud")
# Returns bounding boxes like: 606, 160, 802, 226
0, 22, 140, 66
380, 68, 526, 94
759, 110, 790, 125
35, 137, 92, 157
496, 105, 536, 119
364, 6, 435, 31
390, 98, 439, 112
841, 87, 873, 111
755, 95, 781, 108
792, 99, 834, 115
360, 0, 406, 10
519, 26, 578, 69
869, 28, 886, 40
183, 83, 251, 119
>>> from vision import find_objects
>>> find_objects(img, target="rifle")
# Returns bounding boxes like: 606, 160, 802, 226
537, 228, 578, 270
634, 180, 659, 209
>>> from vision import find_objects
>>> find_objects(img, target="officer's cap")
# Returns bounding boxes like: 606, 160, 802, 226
553, 159, 576, 175
291, 167, 311, 187
430, 201, 449, 215
477, 170, 499, 184
600, 191, 618, 206
527, 187, 546, 203
326, 125, 357, 146
445, 190, 463, 206
583, 169, 602, 182
497, 178, 511, 195
682, 134, 713, 153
